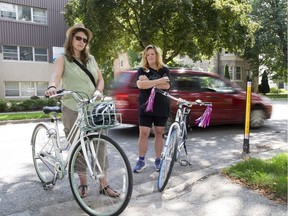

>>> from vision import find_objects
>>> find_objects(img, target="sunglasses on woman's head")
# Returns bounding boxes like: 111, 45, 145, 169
74, 36, 88, 43
146, 45, 155, 49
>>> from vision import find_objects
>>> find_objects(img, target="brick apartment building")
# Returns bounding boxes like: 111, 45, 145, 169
0, 0, 69, 99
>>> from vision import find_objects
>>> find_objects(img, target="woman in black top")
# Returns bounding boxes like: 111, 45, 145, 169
133, 45, 170, 173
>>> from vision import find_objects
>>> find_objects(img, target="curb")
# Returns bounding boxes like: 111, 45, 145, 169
132, 144, 288, 200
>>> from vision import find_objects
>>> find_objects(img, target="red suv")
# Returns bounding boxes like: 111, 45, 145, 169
111, 69, 272, 128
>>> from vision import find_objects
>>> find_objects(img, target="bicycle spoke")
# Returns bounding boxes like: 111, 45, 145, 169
68, 134, 133, 216
158, 126, 178, 192
31, 124, 56, 184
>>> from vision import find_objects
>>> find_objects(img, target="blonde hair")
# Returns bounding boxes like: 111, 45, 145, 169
140, 45, 165, 71
64, 29, 90, 63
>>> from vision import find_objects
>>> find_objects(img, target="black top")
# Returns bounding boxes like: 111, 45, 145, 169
137, 67, 170, 117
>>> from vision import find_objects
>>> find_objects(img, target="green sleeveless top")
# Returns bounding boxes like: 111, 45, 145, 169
62, 55, 98, 110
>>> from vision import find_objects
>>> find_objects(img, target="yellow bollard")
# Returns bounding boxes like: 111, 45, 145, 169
243, 80, 252, 153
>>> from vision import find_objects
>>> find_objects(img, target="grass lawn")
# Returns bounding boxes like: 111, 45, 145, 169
266, 93, 288, 100
222, 153, 287, 204
0, 112, 50, 121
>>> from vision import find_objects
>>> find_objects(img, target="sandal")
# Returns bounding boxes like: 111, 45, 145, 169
78, 185, 88, 198
99, 185, 120, 197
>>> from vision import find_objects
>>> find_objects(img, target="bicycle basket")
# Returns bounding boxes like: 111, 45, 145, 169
84, 101, 121, 130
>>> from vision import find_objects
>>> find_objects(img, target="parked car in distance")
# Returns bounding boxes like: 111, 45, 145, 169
111, 68, 272, 129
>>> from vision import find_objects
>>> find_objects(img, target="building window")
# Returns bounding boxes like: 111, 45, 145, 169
235, 66, 241, 80
18, 5, 31, 21
35, 48, 48, 62
0, 3, 16, 19
3, 45, 48, 62
36, 82, 48, 96
5, 82, 19, 97
119, 54, 124, 68
21, 82, 35, 97
33, 8, 47, 24
20, 46, 33, 61
5, 81, 48, 98
3, 45, 18, 60
0, 2, 47, 24
228, 66, 233, 80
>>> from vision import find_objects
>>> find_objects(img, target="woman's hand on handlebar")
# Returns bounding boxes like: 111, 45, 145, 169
92, 89, 103, 101
45, 86, 57, 97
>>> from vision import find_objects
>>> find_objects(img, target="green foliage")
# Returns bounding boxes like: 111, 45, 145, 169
244, 0, 287, 84
127, 50, 141, 69
0, 112, 51, 121
0, 99, 7, 112
269, 87, 278, 93
258, 71, 270, 94
0, 98, 58, 113
63, 0, 257, 68
223, 153, 288, 200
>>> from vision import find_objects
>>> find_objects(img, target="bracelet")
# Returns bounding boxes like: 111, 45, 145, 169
47, 86, 56, 90
96, 88, 103, 93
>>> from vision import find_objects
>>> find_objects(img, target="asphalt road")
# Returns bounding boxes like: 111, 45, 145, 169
0, 100, 287, 215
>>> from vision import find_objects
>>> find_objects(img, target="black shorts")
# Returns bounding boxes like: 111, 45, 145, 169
139, 115, 168, 127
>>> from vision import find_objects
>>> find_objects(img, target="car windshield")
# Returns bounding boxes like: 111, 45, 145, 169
171, 74, 237, 93
200, 76, 236, 93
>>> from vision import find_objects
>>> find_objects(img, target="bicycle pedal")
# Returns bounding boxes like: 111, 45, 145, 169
162, 134, 168, 140
179, 159, 191, 166
43, 182, 55, 190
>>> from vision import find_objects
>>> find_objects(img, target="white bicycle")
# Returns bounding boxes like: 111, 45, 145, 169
31, 89, 133, 216
156, 88, 212, 192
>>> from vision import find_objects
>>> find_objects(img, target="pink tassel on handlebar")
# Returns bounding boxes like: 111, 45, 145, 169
144, 87, 156, 112
195, 105, 212, 128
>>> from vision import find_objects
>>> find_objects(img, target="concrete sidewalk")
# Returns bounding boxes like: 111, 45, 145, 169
9, 145, 287, 216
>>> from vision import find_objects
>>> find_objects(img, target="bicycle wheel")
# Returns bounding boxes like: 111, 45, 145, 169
68, 133, 133, 216
158, 125, 178, 192
31, 123, 56, 184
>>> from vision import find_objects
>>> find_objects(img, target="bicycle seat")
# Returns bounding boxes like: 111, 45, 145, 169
43, 106, 62, 114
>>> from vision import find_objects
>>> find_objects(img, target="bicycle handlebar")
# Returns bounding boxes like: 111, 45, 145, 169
47, 89, 102, 104
155, 88, 212, 107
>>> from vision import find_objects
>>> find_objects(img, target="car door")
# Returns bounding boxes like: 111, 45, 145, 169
169, 74, 207, 124
169, 73, 245, 126
198, 75, 245, 124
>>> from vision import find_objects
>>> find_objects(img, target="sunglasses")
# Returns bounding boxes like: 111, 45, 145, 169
146, 45, 155, 49
74, 36, 88, 44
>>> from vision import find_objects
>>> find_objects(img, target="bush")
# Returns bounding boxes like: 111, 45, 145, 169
270, 87, 278, 93
269, 88, 287, 94
30, 95, 40, 100
0, 98, 58, 112
0, 99, 8, 112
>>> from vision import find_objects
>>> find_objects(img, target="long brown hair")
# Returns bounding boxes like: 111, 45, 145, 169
140, 45, 165, 72
64, 29, 90, 63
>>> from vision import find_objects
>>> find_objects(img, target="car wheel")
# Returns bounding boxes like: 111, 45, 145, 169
250, 109, 265, 128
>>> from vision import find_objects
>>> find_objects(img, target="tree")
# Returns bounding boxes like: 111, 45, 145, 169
63, 0, 257, 66
244, 0, 287, 91
258, 70, 270, 95
224, 65, 230, 80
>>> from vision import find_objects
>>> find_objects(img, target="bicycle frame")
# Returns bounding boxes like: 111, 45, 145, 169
35, 92, 107, 185
168, 101, 191, 164
157, 87, 212, 191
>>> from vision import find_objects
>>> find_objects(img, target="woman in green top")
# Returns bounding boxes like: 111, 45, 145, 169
45, 23, 119, 198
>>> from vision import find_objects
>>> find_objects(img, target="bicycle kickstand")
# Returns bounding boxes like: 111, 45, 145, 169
180, 143, 191, 166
